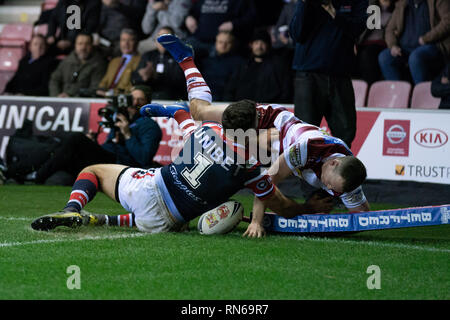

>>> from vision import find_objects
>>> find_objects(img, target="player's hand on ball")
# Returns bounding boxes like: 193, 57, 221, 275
243, 222, 266, 238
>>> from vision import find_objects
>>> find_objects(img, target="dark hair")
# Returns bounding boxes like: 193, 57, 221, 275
338, 156, 367, 193
250, 28, 271, 46
221, 99, 257, 131
121, 28, 138, 41
31, 34, 46, 43
75, 32, 93, 43
132, 85, 152, 103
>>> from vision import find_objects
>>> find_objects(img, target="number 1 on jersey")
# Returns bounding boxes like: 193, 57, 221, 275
181, 152, 213, 189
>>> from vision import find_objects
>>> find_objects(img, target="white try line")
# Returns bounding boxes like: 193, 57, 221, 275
0, 216, 33, 221
0, 232, 148, 248
1, 217, 449, 253
294, 236, 450, 253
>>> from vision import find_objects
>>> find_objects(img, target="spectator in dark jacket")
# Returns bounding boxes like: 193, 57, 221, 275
132, 26, 187, 100
290, 0, 367, 147
30, 85, 162, 185
4, 35, 59, 96
199, 30, 245, 101
47, 0, 101, 55
49, 33, 107, 97
184, 0, 257, 55
223, 28, 292, 103
379, 0, 450, 84
431, 63, 450, 109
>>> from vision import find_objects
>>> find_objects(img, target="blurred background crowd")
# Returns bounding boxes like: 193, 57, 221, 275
0, 0, 447, 109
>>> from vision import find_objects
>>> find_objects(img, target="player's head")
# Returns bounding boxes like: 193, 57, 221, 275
321, 156, 367, 193
222, 99, 258, 131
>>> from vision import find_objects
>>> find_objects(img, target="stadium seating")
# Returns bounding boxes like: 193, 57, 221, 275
0, 23, 33, 56
0, 47, 23, 71
0, 47, 22, 93
0, 71, 15, 94
367, 80, 412, 108
42, 0, 58, 11
352, 79, 368, 108
410, 81, 441, 109
0, 23, 33, 44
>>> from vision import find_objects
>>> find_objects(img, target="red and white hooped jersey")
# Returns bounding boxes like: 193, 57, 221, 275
256, 104, 367, 209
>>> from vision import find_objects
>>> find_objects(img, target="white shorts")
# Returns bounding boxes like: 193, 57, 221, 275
116, 167, 183, 233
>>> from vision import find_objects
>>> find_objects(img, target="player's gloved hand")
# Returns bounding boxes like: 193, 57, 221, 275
243, 222, 266, 238
305, 192, 334, 213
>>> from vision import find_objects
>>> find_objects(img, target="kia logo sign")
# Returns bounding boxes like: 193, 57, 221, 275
386, 125, 407, 144
414, 128, 448, 148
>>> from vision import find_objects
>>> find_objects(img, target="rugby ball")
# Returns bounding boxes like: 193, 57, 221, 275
197, 201, 244, 235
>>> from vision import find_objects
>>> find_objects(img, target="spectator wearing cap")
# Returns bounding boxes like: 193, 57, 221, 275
4, 35, 59, 96
223, 28, 292, 103
379, 0, 450, 84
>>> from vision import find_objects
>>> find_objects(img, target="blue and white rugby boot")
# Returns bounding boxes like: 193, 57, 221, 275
140, 102, 189, 118
157, 34, 193, 63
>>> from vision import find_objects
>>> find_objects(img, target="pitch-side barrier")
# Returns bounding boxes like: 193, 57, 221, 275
243, 204, 450, 234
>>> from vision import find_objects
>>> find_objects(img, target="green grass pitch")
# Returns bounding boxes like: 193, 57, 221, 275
0, 185, 449, 300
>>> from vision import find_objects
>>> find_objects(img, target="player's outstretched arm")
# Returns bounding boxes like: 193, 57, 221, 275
243, 196, 266, 238
267, 185, 336, 216
268, 151, 293, 185
244, 187, 333, 238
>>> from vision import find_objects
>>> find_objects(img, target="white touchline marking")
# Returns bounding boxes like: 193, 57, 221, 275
1, 217, 449, 252
295, 236, 450, 253
0, 217, 33, 221
0, 233, 148, 248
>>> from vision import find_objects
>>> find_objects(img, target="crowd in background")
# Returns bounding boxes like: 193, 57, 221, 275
1, 0, 449, 108
0, 0, 449, 185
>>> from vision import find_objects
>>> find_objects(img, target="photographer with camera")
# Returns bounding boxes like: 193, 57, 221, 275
27, 85, 162, 185
290, 0, 368, 148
